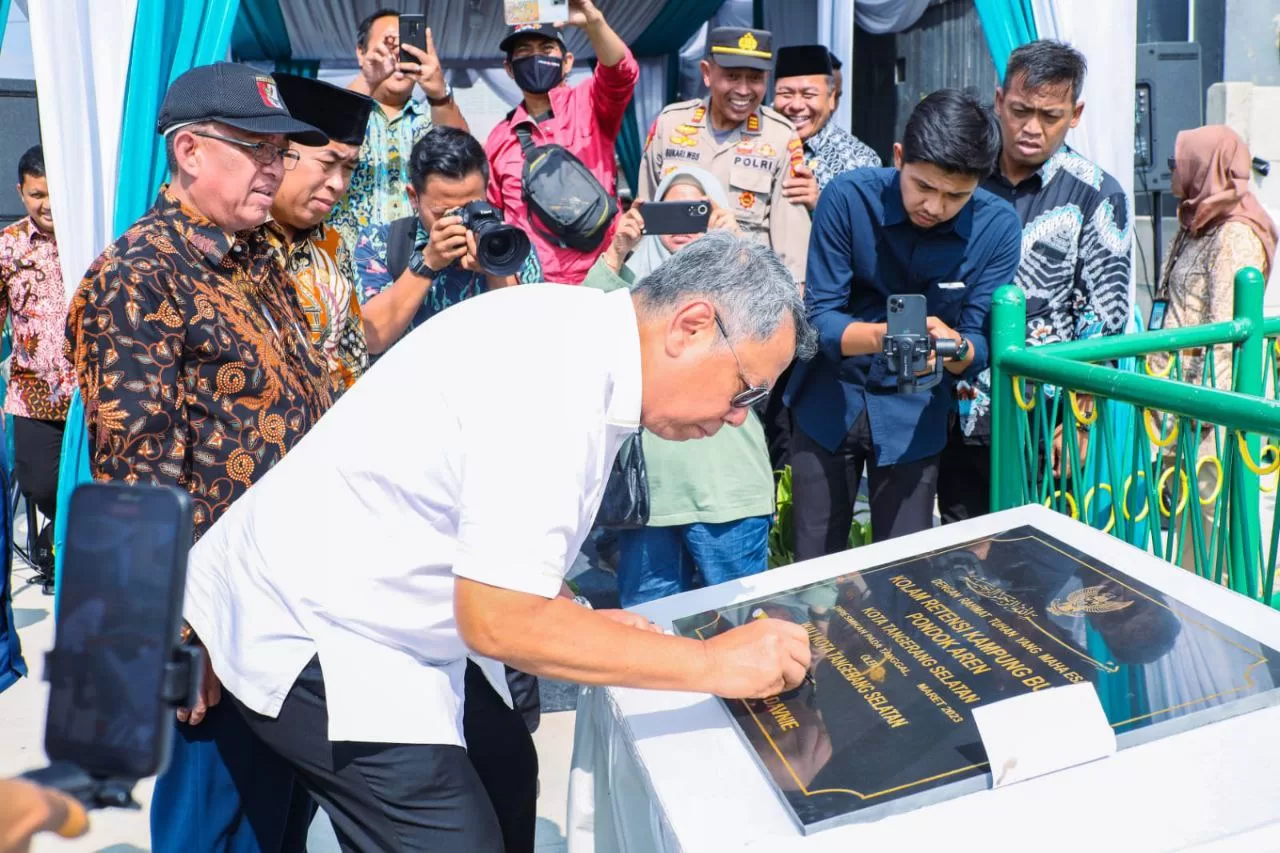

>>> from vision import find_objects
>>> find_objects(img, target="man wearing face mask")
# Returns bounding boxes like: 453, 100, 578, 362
773, 45, 880, 210
484, 0, 637, 286
639, 27, 811, 286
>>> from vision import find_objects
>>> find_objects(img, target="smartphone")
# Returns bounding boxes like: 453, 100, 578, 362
641, 200, 712, 236
1148, 298, 1169, 331
886, 293, 930, 374
44, 483, 194, 779
399, 13, 427, 64
504, 0, 569, 25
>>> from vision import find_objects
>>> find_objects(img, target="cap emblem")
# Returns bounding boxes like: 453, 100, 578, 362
256, 77, 283, 110
738, 32, 758, 52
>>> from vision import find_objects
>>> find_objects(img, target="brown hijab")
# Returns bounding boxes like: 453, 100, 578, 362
1172, 125, 1277, 276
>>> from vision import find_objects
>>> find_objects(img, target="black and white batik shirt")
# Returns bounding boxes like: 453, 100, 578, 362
957, 146, 1132, 441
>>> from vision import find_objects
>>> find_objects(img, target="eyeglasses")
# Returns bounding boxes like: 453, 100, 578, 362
192, 131, 301, 171
713, 313, 771, 409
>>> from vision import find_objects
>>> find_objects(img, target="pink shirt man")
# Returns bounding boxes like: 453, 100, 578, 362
485, 47, 638, 285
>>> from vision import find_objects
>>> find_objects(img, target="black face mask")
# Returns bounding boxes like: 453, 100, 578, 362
511, 54, 565, 95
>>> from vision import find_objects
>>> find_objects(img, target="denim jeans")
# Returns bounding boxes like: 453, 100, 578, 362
615, 516, 771, 607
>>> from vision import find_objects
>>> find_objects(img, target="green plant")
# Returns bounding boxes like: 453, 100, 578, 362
768, 465, 871, 568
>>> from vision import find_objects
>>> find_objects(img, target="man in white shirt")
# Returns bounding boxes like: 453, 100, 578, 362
181, 231, 817, 851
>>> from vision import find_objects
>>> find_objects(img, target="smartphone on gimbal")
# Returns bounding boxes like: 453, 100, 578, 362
43, 483, 194, 780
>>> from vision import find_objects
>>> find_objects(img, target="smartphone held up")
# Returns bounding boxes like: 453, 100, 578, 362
504, 0, 569, 25
23, 483, 199, 810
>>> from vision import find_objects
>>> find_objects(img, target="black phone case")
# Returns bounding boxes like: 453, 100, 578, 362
44, 483, 194, 780
399, 14, 426, 63
642, 201, 712, 236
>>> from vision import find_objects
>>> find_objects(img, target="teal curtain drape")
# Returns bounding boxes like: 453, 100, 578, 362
274, 59, 319, 78
616, 0, 728, 198
231, 0, 292, 62
112, 0, 241, 237
974, 0, 1038, 82
0, 0, 12, 53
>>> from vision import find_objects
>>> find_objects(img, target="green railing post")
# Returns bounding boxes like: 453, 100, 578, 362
1230, 267, 1266, 597
990, 284, 1026, 512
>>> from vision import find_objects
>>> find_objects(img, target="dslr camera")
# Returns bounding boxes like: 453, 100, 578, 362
449, 200, 532, 277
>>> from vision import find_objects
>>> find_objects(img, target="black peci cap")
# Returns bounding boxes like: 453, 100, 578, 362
272, 74, 374, 147
775, 45, 834, 80
157, 62, 328, 146
499, 23, 566, 55
829, 51, 843, 71
707, 27, 774, 71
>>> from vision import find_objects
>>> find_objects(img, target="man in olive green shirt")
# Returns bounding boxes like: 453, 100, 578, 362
586, 198, 775, 606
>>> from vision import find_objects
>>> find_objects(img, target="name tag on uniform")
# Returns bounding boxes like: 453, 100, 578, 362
938, 281, 966, 290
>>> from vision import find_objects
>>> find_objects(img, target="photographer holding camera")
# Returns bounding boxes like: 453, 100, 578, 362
356, 126, 541, 354
783, 90, 1020, 556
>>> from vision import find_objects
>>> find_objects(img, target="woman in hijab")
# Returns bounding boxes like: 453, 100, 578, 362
1161, 125, 1276, 394
582, 166, 778, 607
1158, 126, 1277, 571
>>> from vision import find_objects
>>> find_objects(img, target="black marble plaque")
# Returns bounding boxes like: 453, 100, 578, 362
672, 526, 1280, 833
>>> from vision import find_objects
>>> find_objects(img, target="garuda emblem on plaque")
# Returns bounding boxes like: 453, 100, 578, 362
1048, 584, 1135, 617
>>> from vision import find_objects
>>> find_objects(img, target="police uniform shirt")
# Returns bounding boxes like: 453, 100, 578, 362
639, 99, 812, 283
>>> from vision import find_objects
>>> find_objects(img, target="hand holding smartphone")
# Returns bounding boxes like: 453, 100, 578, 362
399, 14, 427, 64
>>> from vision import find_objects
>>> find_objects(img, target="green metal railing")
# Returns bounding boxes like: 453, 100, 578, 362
991, 267, 1280, 607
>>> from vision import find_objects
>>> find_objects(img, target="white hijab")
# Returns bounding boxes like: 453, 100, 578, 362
626, 166, 732, 280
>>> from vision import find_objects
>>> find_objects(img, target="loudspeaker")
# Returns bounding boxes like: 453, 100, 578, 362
1135, 42, 1203, 193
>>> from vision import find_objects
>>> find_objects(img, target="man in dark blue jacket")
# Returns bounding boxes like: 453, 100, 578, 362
784, 89, 1020, 558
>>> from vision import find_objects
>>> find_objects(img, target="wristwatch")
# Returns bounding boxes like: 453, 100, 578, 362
426, 85, 454, 107
949, 337, 971, 362
408, 249, 436, 279
572, 595, 594, 610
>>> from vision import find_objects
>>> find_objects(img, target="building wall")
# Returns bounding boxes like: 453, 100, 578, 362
851, 0, 998, 163
1223, 0, 1280, 86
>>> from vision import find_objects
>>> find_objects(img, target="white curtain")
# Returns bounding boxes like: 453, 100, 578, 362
819, 1, 855, 136
28, 0, 138, 298
1030, 0, 1137, 204
632, 56, 668, 145
853, 0, 930, 35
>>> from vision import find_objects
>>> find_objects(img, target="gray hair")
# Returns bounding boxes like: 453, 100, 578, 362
631, 230, 817, 361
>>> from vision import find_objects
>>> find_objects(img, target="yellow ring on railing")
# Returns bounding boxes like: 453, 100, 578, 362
1069, 391, 1098, 425
1235, 431, 1280, 476
1082, 484, 1116, 534
1144, 353, 1175, 378
1012, 377, 1035, 411
1156, 467, 1190, 518
1143, 409, 1179, 448
1196, 455, 1224, 506
1043, 490, 1080, 520
1122, 471, 1150, 522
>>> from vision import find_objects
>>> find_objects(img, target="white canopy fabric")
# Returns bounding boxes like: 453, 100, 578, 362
27, 0, 137, 298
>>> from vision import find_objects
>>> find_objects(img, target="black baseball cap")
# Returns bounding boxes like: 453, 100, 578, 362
499, 23, 566, 55
707, 27, 774, 71
157, 62, 328, 146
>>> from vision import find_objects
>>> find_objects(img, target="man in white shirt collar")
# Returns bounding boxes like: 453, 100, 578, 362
181, 230, 817, 851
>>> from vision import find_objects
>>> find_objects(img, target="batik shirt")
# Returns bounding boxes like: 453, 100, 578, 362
0, 217, 76, 420
266, 221, 368, 396
804, 120, 882, 192
328, 98, 433, 259
66, 188, 333, 538
956, 146, 1132, 442
354, 217, 544, 344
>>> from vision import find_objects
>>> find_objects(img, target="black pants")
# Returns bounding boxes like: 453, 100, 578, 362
791, 413, 939, 561
235, 657, 538, 853
937, 420, 992, 524
13, 416, 63, 521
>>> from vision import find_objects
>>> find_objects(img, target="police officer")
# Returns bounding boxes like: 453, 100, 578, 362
640, 27, 811, 285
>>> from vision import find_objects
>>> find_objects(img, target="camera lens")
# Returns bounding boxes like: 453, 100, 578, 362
695, 203, 709, 216
475, 223, 531, 277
